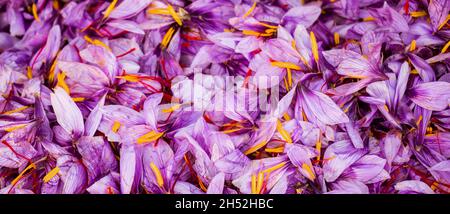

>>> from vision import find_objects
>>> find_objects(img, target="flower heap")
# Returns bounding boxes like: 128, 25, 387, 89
0, 0, 449, 194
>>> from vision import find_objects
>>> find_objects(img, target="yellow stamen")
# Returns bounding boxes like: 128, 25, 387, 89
301, 163, 316, 180
222, 122, 244, 128
137, 131, 164, 144
222, 128, 243, 134
283, 113, 291, 121
363, 16, 375, 21
103, 0, 118, 20
438, 15, 449, 30
265, 147, 285, 153
48, 59, 58, 84
251, 174, 257, 194
147, 8, 171, 15
243, 1, 257, 18
265, 28, 277, 34
150, 162, 164, 187
3, 106, 29, 115
27, 66, 33, 79
256, 172, 264, 194
167, 4, 182, 26
430, 181, 439, 191
410, 69, 419, 74
161, 103, 182, 113
334, 32, 340, 45
287, 68, 293, 87
111, 121, 121, 133
198, 177, 208, 192
242, 30, 273, 37
5, 124, 27, 132
262, 162, 287, 174
258, 22, 278, 29
315, 138, 321, 161
383, 105, 390, 112
72, 97, 85, 102
441, 40, 450, 53
301, 109, 308, 122
409, 40, 417, 52
43, 167, 60, 183
270, 61, 301, 70
223, 28, 235, 32
161, 27, 176, 48
84, 35, 111, 51
310, 31, 319, 64
11, 163, 36, 186
52, 0, 60, 10
283, 77, 289, 91
244, 140, 267, 155
276, 120, 292, 143
416, 115, 423, 126
56, 72, 70, 94
116, 74, 140, 82
409, 11, 427, 18
32, 3, 40, 22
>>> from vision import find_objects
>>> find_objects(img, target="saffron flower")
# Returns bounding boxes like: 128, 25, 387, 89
0, 0, 449, 194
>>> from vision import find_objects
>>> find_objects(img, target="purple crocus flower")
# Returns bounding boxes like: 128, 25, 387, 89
0, 0, 449, 195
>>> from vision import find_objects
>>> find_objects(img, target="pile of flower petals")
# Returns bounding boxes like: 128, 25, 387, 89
1, 0, 450, 194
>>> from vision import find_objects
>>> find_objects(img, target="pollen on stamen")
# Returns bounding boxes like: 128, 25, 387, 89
301, 163, 316, 180
262, 162, 287, 174
287, 68, 293, 87
72, 97, 85, 102
5, 124, 28, 132
103, 0, 118, 20
256, 172, 264, 194
441, 40, 450, 53
43, 167, 60, 183
310, 31, 319, 65
11, 163, 36, 186
147, 8, 171, 15
31, 3, 40, 22
161, 27, 176, 48
56, 72, 70, 94
409, 11, 427, 18
244, 140, 268, 155
315, 138, 322, 161
270, 61, 301, 70
27, 66, 33, 79
243, 1, 257, 18
409, 40, 417, 52
167, 4, 182, 26
84, 35, 111, 51
283, 113, 291, 121
150, 162, 165, 188
334, 32, 340, 45
363, 16, 375, 22
265, 147, 285, 153
161, 103, 182, 113
251, 174, 257, 194
276, 120, 292, 143
137, 130, 165, 144
3, 106, 29, 115
111, 121, 121, 133
52, 0, 60, 10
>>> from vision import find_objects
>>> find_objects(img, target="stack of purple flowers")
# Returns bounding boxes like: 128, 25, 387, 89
0, 0, 449, 194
